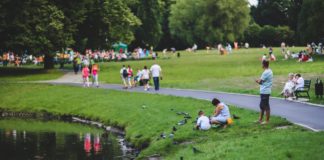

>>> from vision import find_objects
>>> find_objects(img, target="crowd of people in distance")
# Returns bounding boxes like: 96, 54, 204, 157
0, 51, 44, 67
119, 63, 162, 91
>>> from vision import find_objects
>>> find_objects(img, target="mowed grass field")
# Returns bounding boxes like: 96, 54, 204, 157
0, 83, 324, 159
97, 47, 324, 104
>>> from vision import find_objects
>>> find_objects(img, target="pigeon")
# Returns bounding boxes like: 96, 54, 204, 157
178, 119, 187, 125
233, 114, 240, 119
192, 147, 204, 154
173, 126, 177, 132
160, 133, 166, 139
184, 115, 192, 119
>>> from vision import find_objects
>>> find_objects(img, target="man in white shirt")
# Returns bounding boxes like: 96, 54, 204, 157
150, 63, 162, 91
294, 74, 304, 90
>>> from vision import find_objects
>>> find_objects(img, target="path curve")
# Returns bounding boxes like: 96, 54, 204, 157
45, 72, 324, 131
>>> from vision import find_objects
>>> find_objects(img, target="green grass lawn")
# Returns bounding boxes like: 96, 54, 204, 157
0, 66, 64, 81
94, 47, 324, 104
0, 83, 323, 159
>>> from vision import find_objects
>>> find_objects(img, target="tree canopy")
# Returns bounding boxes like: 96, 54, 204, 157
298, 0, 324, 43
169, 0, 250, 46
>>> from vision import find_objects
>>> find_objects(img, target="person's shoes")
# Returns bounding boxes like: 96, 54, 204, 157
261, 121, 269, 125
254, 120, 262, 124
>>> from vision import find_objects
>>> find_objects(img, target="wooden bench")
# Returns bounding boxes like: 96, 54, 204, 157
295, 80, 311, 100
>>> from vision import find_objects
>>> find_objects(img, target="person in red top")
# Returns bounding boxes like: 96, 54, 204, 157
91, 63, 99, 87
82, 65, 90, 87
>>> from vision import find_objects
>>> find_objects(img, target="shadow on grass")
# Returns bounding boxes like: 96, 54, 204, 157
0, 67, 49, 77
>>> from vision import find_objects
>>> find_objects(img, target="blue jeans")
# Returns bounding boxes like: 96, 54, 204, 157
153, 77, 160, 90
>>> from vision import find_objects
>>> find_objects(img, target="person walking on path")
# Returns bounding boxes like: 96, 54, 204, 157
120, 65, 128, 89
255, 60, 273, 124
91, 63, 99, 88
82, 65, 90, 87
150, 63, 162, 91
141, 66, 150, 91
127, 65, 134, 88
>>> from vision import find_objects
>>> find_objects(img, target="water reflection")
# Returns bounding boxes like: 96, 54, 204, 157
0, 120, 124, 160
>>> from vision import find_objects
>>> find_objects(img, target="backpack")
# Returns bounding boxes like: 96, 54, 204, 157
122, 69, 128, 78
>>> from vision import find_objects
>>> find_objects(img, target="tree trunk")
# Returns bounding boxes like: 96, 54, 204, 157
44, 54, 55, 69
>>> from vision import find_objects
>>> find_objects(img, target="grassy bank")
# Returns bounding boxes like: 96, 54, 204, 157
0, 67, 64, 81
0, 83, 323, 159
0, 118, 103, 134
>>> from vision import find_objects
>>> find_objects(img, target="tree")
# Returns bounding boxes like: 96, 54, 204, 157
258, 25, 294, 46
78, 0, 141, 50
251, 0, 291, 27
131, 0, 163, 48
0, 0, 67, 69
244, 23, 262, 47
169, 0, 250, 46
298, 0, 324, 43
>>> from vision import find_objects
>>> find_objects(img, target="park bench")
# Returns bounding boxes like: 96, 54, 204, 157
295, 80, 311, 100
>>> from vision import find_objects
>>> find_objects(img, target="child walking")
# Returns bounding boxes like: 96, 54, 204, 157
82, 65, 90, 87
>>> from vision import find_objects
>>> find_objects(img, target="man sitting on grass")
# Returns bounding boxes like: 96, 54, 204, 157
195, 110, 211, 130
210, 98, 231, 128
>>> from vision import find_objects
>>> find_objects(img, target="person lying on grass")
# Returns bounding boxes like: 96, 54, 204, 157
195, 110, 211, 130
210, 98, 231, 128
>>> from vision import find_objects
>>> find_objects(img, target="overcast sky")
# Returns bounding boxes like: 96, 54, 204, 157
249, 0, 258, 6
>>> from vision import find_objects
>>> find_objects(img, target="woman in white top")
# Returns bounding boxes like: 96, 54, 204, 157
281, 73, 296, 100
141, 66, 150, 91
294, 74, 304, 90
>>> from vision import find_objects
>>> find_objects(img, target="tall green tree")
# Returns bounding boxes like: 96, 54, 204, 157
251, 0, 291, 27
132, 0, 163, 48
169, 0, 250, 45
78, 0, 141, 50
0, 0, 67, 69
297, 0, 324, 43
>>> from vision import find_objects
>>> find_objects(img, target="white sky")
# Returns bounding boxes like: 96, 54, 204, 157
249, 0, 258, 6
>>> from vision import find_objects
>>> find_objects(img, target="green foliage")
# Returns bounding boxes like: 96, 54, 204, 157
251, 0, 291, 27
244, 23, 262, 47
132, 0, 163, 48
0, 0, 66, 54
298, 0, 324, 43
78, 0, 141, 49
169, 0, 250, 45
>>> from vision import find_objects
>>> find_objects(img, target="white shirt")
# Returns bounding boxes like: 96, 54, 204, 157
150, 64, 161, 77
295, 77, 304, 89
141, 69, 150, 79
197, 116, 211, 130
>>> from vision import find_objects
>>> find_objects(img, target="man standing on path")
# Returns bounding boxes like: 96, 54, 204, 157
120, 65, 128, 89
255, 60, 273, 124
150, 63, 162, 91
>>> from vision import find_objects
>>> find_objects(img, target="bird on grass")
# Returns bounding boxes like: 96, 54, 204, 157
178, 119, 187, 125
192, 147, 204, 154
233, 114, 240, 119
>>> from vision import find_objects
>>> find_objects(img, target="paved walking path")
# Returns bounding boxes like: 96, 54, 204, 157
45, 72, 324, 131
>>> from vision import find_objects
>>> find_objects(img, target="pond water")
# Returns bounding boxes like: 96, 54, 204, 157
0, 119, 124, 160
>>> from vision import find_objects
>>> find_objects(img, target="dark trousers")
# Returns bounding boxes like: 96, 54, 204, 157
153, 77, 160, 90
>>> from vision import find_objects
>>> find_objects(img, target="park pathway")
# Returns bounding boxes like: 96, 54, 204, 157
45, 72, 324, 131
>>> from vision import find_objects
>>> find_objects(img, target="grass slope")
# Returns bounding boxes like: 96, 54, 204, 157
97, 48, 324, 104
0, 83, 323, 159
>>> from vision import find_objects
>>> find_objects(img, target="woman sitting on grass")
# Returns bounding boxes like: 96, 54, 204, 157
210, 98, 231, 128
